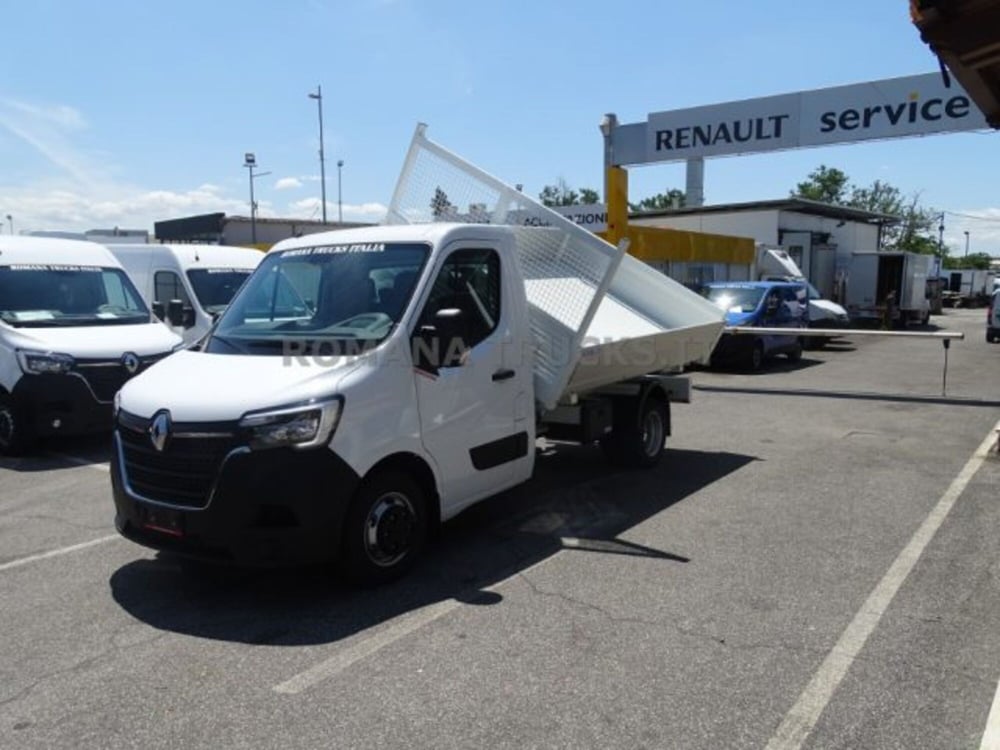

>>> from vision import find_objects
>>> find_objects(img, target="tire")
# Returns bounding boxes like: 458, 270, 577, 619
747, 340, 765, 372
0, 394, 35, 457
786, 339, 803, 362
600, 395, 668, 469
340, 470, 427, 586
988, 332, 997, 344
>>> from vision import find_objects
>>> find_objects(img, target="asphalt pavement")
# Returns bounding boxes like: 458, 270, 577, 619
1, 308, 998, 749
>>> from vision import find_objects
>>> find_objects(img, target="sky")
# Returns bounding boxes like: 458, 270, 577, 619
2, 0, 999, 255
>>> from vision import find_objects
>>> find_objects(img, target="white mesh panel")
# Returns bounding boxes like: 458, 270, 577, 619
387, 124, 624, 409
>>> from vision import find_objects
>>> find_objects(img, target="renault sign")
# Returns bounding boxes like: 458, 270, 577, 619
643, 73, 989, 163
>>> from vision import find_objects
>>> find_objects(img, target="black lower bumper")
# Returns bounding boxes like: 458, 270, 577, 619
12, 375, 113, 437
112, 440, 361, 566
709, 333, 755, 364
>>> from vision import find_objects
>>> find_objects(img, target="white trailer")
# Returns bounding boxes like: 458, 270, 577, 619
844, 251, 931, 326
110, 125, 724, 583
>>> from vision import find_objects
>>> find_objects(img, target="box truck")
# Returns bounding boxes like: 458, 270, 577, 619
844, 251, 931, 326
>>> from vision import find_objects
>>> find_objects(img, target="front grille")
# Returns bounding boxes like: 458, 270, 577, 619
118, 411, 239, 508
76, 353, 168, 402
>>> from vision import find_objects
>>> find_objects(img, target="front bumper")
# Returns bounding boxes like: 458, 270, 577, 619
13, 374, 113, 437
710, 333, 755, 364
112, 433, 361, 566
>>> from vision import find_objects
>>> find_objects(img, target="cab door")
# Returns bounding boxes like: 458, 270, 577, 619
411, 245, 531, 515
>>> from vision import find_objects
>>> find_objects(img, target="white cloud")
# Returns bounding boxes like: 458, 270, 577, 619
275, 177, 303, 191
0, 98, 102, 187
0, 182, 250, 233
288, 198, 387, 223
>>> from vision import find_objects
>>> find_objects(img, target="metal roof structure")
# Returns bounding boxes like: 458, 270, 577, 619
631, 198, 901, 226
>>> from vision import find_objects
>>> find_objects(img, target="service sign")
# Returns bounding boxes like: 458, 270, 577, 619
644, 73, 989, 163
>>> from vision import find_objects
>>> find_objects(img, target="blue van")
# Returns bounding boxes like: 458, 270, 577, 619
702, 281, 809, 370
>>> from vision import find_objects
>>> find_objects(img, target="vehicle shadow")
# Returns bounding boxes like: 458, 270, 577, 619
108, 445, 754, 646
0, 435, 112, 473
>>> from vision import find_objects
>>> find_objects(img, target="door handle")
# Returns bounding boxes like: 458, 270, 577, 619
492, 368, 516, 382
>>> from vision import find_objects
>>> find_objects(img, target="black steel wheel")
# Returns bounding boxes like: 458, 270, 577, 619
341, 470, 427, 586
600, 395, 668, 469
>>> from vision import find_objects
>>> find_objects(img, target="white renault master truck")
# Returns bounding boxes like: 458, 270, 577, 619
0, 236, 182, 454
110, 124, 724, 585
107, 244, 261, 345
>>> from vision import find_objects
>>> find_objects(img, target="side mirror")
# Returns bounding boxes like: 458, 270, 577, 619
152, 301, 165, 321
166, 299, 184, 327
182, 307, 196, 329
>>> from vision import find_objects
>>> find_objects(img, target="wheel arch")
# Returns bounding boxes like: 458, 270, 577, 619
360, 452, 441, 531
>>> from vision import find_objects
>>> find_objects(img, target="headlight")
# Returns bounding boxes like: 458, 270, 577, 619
239, 397, 342, 450
17, 349, 75, 375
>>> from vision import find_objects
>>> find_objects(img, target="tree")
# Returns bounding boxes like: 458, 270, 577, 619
538, 180, 601, 207
630, 189, 687, 213
791, 165, 850, 204
430, 187, 455, 218
944, 252, 993, 270
792, 167, 940, 255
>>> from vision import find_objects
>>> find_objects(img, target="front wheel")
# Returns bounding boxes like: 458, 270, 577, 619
0, 394, 35, 457
747, 340, 765, 372
341, 470, 427, 586
600, 396, 668, 469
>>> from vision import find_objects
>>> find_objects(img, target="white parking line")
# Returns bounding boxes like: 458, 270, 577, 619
0, 534, 120, 573
765, 418, 1000, 750
980, 680, 1000, 750
273, 552, 557, 695
48, 453, 110, 472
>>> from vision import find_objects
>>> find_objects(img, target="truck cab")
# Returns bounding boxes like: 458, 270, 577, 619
702, 280, 809, 370
0, 237, 182, 454
112, 225, 536, 582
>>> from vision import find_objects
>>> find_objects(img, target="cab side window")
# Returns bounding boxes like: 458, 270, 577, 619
154, 271, 191, 307
419, 248, 501, 349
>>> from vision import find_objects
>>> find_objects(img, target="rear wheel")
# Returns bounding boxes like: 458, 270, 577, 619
786, 339, 803, 362
341, 470, 427, 586
0, 394, 34, 457
600, 395, 668, 469
988, 331, 997, 343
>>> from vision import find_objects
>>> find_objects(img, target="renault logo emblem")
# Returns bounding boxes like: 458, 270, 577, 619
122, 352, 140, 375
148, 410, 172, 453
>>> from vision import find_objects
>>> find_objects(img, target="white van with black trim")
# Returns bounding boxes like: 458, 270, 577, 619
0, 237, 182, 454
106, 244, 262, 345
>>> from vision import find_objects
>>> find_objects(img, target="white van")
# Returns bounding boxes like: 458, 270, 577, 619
0, 237, 182, 454
106, 244, 262, 345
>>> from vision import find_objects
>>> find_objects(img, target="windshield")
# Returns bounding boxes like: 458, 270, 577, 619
0, 264, 150, 327
186, 268, 254, 314
703, 286, 765, 313
208, 241, 429, 355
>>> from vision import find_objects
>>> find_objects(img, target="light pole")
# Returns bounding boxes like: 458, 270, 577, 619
964, 230, 970, 257
244, 153, 271, 246
4, 214, 11, 235
337, 159, 344, 224
308, 86, 328, 224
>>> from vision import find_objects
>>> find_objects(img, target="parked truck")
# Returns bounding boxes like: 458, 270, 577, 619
754, 244, 849, 345
110, 125, 724, 583
843, 251, 931, 326
942, 268, 996, 308
107, 244, 262, 345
